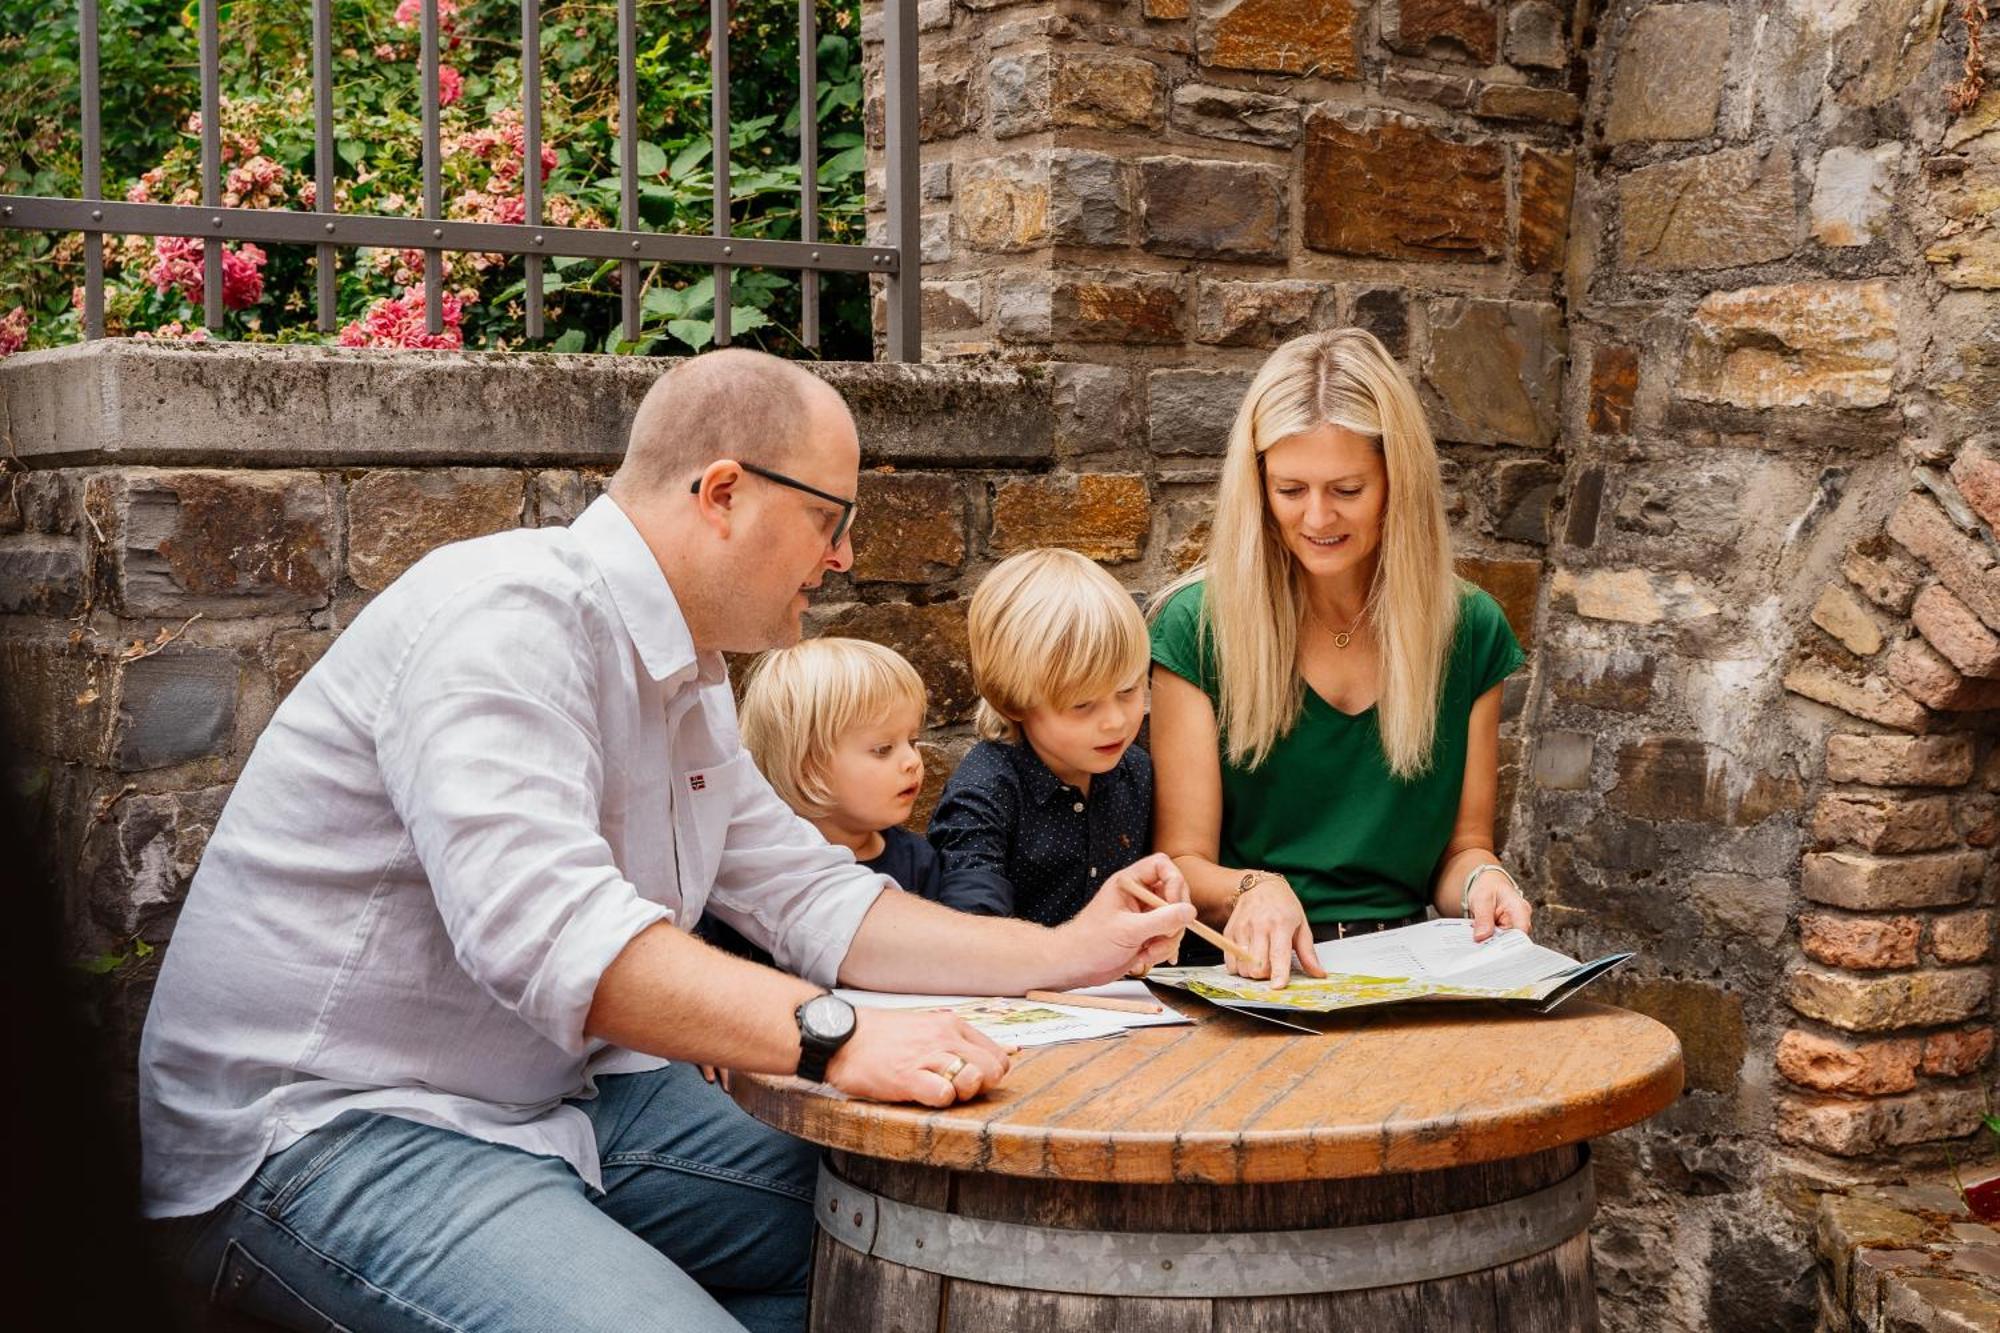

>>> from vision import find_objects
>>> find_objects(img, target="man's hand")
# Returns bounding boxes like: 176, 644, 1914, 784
1047, 853, 1198, 990
824, 1007, 1015, 1108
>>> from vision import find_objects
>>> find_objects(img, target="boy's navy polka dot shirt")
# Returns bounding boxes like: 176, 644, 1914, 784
925, 739, 1153, 927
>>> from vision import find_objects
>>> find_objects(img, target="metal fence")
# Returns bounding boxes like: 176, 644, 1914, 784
0, 0, 922, 358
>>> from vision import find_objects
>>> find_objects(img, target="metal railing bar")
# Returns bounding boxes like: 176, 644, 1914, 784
799, 0, 818, 352
80, 0, 103, 340
522, 0, 544, 341
882, 0, 919, 362
711, 0, 732, 347
312, 0, 335, 334
420, 0, 443, 335
0, 196, 899, 273
200, 0, 222, 331
617, 0, 639, 344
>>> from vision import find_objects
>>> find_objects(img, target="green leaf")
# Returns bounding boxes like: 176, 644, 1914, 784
133, 938, 155, 958
818, 146, 866, 182
1983, 1114, 2000, 1135
74, 952, 126, 975
634, 139, 668, 177
669, 138, 712, 181
336, 139, 364, 168
666, 318, 714, 351
550, 328, 587, 353
642, 286, 688, 319
728, 306, 772, 334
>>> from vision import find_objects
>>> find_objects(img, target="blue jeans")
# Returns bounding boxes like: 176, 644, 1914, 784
170, 1064, 818, 1332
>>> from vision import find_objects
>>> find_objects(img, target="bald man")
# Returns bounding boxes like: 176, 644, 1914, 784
138, 350, 1194, 1333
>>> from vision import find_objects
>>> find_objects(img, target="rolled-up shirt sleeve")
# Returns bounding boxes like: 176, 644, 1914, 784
702, 758, 887, 987
377, 577, 669, 1056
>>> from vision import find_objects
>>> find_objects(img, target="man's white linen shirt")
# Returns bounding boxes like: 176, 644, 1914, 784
138, 495, 886, 1218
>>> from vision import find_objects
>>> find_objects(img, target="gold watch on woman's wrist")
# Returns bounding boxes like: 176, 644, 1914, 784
1233, 870, 1275, 904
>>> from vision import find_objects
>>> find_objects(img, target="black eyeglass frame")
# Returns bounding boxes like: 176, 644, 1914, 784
690, 461, 857, 549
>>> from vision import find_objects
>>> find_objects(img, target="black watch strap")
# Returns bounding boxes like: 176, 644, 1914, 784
794, 993, 853, 1084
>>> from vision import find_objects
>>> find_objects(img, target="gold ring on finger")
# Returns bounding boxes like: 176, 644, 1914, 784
941, 1055, 967, 1081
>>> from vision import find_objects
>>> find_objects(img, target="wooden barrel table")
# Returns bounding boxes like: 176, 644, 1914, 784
732, 997, 1682, 1331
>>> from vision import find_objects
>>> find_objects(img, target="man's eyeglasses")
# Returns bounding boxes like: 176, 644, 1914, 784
691, 461, 856, 549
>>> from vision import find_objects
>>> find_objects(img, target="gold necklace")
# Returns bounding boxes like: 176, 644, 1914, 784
1306, 600, 1364, 650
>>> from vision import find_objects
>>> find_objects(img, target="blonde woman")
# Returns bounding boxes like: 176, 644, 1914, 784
1149, 329, 1534, 988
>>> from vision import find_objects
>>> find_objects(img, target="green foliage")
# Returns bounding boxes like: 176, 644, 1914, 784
0, 0, 869, 357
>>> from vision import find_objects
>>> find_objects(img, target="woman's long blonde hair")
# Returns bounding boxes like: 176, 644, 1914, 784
1154, 328, 1460, 778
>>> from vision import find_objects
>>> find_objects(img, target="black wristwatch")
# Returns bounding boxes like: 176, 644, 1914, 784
793, 992, 857, 1084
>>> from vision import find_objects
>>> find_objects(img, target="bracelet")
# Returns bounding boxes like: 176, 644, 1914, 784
1233, 870, 1278, 904
1461, 863, 1521, 920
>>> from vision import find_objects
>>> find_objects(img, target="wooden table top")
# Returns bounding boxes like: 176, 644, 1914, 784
730, 996, 1684, 1185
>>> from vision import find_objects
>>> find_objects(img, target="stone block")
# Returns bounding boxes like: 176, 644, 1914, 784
1810, 145, 1898, 248
994, 275, 1053, 342
1887, 494, 2000, 630
1587, 344, 1638, 435
1424, 299, 1565, 447
1927, 226, 2000, 291
1812, 584, 1885, 657
1168, 82, 1302, 148
918, 57, 977, 143
1198, 0, 1361, 78
1825, 733, 1975, 787
1349, 289, 1409, 358
1551, 567, 1718, 625
1921, 1026, 1995, 1077
922, 279, 983, 333
269, 627, 330, 702
920, 212, 951, 264
1787, 965, 1991, 1032
1051, 52, 1164, 132
1598, 977, 1745, 1093
956, 152, 1049, 254
77, 782, 230, 938
1457, 557, 1540, 647
112, 649, 239, 771
986, 51, 1049, 138
1948, 441, 2000, 532
1386, 0, 1498, 63
1888, 636, 2000, 711
1680, 281, 1899, 411
1811, 793, 1955, 853
1801, 850, 1981, 910
1550, 650, 1655, 712
1505, 1, 1567, 69
1607, 735, 1801, 826
105, 469, 336, 617
1619, 147, 1798, 272
1782, 661, 1929, 732
0, 536, 86, 616
1517, 147, 1574, 276
532, 470, 607, 527
1531, 731, 1592, 790
920, 161, 951, 203
1050, 364, 1139, 458
1883, 1277, 2000, 1333
1195, 280, 1336, 347
1049, 151, 1134, 248
1930, 910, 1995, 964
1688, 872, 1790, 946
1783, 1087, 1986, 1155
1138, 157, 1288, 263
1048, 273, 1185, 344
989, 473, 1151, 562
1830, 0, 1950, 109
1303, 115, 1506, 263
1914, 583, 2000, 678
819, 600, 975, 727
1474, 84, 1580, 125
345, 469, 525, 592
917, 0, 951, 31
1776, 1029, 1921, 1095
849, 472, 966, 585
1144, 0, 1191, 15
1147, 370, 1253, 457
1843, 537, 1923, 616
1799, 912, 1922, 971
1491, 460, 1561, 544
1380, 67, 1481, 110
1605, 3, 1731, 143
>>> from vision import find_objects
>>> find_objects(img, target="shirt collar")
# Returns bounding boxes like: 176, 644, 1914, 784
1008, 739, 1128, 807
570, 495, 721, 686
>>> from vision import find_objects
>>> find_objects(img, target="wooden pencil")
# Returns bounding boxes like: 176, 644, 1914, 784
1121, 881, 1263, 969
1024, 989, 1164, 1015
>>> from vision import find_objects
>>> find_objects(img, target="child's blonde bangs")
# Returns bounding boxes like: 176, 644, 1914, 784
738, 637, 927, 818
969, 549, 1149, 742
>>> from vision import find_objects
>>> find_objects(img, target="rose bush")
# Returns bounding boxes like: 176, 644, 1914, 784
0, 0, 869, 359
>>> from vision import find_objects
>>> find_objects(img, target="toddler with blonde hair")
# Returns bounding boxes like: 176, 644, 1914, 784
702, 638, 1006, 972
928, 548, 1154, 926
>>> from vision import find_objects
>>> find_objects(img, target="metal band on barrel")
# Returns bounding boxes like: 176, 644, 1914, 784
813, 1157, 1594, 1299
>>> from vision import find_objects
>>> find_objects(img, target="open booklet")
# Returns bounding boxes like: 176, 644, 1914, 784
1146, 918, 1633, 1017
833, 980, 1193, 1048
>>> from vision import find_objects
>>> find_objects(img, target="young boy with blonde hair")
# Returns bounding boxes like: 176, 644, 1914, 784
705, 638, 1007, 976
928, 548, 1154, 926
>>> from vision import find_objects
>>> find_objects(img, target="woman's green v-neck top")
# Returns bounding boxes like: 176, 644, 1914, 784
1149, 579, 1524, 923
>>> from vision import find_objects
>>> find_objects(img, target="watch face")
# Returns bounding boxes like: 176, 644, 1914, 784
801, 994, 856, 1043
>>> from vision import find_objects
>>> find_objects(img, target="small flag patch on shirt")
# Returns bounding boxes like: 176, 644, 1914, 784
689, 773, 706, 791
